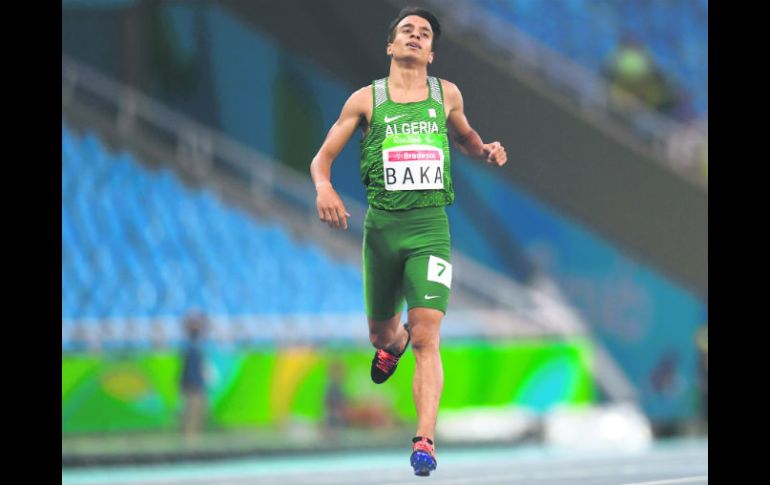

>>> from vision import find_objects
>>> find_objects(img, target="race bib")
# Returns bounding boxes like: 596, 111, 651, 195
427, 255, 452, 288
382, 133, 445, 191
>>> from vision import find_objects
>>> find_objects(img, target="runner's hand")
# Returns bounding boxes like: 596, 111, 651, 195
482, 142, 507, 166
315, 183, 350, 230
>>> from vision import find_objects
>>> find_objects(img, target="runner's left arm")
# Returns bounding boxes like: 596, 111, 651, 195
442, 80, 507, 167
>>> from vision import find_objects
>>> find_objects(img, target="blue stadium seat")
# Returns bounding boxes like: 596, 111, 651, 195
62, 123, 368, 348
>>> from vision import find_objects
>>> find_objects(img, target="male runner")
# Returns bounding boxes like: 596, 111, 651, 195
309, 6, 507, 477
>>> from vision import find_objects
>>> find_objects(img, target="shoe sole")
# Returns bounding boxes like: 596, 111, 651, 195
411, 451, 437, 477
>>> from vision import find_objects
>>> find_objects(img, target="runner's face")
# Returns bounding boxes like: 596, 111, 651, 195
387, 15, 434, 64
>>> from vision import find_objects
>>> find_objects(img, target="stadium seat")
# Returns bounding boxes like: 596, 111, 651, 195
62, 124, 369, 348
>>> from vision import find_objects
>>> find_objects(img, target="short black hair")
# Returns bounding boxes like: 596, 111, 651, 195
387, 6, 442, 52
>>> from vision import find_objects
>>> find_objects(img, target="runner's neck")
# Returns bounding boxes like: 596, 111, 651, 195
388, 63, 429, 94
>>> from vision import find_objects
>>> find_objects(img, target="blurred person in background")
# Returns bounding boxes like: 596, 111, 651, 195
179, 310, 208, 442
324, 359, 396, 442
324, 359, 350, 440
604, 31, 708, 183
310, 6, 507, 476
648, 348, 687, 436
603, 33, 679, 132
71, 323, 90, 353
151, 320, 167, 349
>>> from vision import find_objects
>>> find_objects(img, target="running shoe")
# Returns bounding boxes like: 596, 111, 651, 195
410, 436, 437, 476
370, 323, 410, 384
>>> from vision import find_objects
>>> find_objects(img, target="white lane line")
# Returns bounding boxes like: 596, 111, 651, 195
619, 476, 708, 485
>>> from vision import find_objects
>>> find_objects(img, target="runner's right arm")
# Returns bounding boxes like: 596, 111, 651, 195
310, 87, 370, 230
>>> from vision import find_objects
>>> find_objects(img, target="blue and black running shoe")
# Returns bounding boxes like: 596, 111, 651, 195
410, 436, 437, 477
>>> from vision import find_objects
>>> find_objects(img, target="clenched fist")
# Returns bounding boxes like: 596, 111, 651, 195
482, 142, 507, 166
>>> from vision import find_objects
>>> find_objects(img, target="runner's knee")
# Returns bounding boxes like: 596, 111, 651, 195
407, 308, 442, 353
369, 330, 394, 349
409, 324, 440, 353
368, 315, 402, 349
410, 334, 440, 354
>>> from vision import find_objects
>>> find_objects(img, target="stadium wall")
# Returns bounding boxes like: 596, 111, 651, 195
62, 338, 595, 433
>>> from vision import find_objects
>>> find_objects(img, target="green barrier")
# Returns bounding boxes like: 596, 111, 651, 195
62, 338, 595, 434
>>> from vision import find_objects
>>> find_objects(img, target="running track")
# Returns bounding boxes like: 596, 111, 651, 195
62, 438, 707, 485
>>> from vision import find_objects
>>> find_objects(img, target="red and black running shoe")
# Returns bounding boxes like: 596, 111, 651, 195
370, 323, 410, 384
410, 436, 437, 476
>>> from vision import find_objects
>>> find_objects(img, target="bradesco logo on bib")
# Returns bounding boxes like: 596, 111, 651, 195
382, 133, 444, 191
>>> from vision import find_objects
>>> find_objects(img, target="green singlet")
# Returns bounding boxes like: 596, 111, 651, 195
360, 76, 454, 209
360, 77, 454, 320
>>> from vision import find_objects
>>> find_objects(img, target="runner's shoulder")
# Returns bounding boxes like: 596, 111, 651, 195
437, 78, 453, 88
439, 79, 461, 97
351, 85, 373, 103
345, 86, 373, 113
439, 79, 462, 110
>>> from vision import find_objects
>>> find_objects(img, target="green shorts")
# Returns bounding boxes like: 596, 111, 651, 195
362, 205, 452, 321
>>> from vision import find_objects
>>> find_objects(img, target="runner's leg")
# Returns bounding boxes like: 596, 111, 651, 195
407, 307, 444, 441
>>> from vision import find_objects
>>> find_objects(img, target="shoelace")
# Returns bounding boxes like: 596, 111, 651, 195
375, 349, 399, 373
413, 438, 435, 458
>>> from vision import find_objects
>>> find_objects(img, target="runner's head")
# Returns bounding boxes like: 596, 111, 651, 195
387, 7, 441, 64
